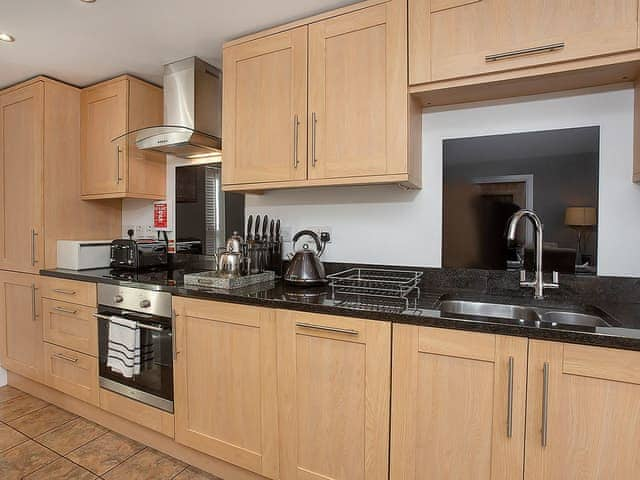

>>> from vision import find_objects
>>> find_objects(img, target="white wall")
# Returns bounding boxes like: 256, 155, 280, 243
122, 85, 640, 277
0, 367, 7, 387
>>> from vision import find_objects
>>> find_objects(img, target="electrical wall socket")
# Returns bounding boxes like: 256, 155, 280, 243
280, 226, 292, 243
310, 226, 333, 243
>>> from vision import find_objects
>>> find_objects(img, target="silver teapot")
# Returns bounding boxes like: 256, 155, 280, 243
217, 232, 250, 276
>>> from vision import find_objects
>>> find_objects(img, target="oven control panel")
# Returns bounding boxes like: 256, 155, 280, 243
97, 283, 172, 318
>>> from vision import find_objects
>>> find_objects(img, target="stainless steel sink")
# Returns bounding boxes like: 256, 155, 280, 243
439, 300, 540, 323
438, 299, 611, 328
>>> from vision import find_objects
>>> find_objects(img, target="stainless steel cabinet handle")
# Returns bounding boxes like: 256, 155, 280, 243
486, 42, 564, 62
311, 112, 317, 167
53, 353, 78, 363
54, 306, 78, 315
293, 114, 300, 168
542, 362, 550, 447
53, 288, 77, 296
172, 310, 178, 360
507, 356, 514, 438
31, 229, 38, 265
296, 322, 358, 336
115, 144, 123, 184
31, 284, 37, 321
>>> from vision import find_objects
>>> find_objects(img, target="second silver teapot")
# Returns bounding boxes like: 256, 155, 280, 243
217, 232, 250, 276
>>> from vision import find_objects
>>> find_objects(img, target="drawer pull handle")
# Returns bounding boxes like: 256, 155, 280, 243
542, 362, 550, 447
53, 353, 78, 363
485, 42, 564, 62
295, 322, 358, 336
53, 289, 77, 296
507, 356, 514, 438
54, 306, 78, 315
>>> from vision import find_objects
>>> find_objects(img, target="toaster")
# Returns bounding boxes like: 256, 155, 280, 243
110, 239, 168, 270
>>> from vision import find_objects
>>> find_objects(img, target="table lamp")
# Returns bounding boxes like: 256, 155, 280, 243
565, 207, 597, 265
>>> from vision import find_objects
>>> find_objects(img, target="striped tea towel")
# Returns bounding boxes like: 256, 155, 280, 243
106, 316, 141, 378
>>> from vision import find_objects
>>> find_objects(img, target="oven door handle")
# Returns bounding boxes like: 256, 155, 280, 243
93, 313, 166, 332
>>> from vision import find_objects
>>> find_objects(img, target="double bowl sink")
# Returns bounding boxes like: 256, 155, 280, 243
437, 298, 613, 330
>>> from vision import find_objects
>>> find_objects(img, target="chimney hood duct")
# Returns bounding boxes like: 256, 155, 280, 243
114, 57, 222, 159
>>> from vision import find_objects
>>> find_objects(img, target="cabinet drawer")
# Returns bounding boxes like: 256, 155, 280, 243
44, 343, 99, 406
42, 298, 97, 356
40, 277, 96, 307
100, 388, 175, 438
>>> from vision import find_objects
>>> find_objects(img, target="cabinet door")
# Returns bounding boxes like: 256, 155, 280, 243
81, 79, 128, 196
412, 0, 639, 84
277, 310, 391, 480
391, 325, 528, 480
525, 341, 640, 479
308, 1, 407, 180
223, 27, 308, 186
173, 298, 279, 479
0, 272, 43, 382
0, 83, 44, 273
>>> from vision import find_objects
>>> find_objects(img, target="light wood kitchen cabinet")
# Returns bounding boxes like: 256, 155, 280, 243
223, 27, 308, 186
390, 324, 528, 480
410, 0, 639, 86
0, 83, 44, 274
43, 342, 99, 406
277, 310, 391, 480
223, 0, 420, 191
173, 298, 279, 479
42, 298, 97, 356
0, 271, 43, 382
0, 77, 121, 272
524, 341, 640, 479
81, 75, 166, 200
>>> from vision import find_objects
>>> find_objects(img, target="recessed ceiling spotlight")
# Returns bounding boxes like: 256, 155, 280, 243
80, 0, 96, 3
0, 32, 15, 43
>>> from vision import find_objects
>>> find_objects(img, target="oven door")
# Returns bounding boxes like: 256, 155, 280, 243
97, 306, 174, 412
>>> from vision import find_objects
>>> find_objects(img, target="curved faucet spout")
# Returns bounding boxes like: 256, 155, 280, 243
507, 209, 543, 242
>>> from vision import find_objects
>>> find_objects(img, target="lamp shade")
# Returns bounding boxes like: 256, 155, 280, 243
565, 207, 597, 227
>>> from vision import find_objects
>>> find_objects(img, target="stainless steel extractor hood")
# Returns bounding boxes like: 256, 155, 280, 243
115, 57, 222, 159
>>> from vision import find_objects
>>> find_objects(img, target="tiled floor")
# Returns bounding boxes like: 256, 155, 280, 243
0, 385, 221, 480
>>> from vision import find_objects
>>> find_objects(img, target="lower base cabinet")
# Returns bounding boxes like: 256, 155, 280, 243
0, 271, 43, 382
277, 310, 391, 480
43, 342, 99, 406
525, 341, 640, 480
390, 325, 528, 480
173, 298, 279, 479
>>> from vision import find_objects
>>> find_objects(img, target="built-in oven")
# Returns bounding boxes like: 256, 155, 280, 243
96, 283, 174, 412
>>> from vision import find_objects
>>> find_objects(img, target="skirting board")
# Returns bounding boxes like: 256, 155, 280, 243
7, 372, 268, 480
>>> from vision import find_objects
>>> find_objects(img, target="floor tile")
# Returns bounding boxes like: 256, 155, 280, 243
0, 423, 28, 452
0, 394, 48, 422
36, 416, 107, 455
0, 385, 26, 403
173, 466, 224, 480
66, 430, 145, 476
24, 457, 97, 480
8, 404, 77, 437
102, 448, 187, 480
0, 439, 60, 480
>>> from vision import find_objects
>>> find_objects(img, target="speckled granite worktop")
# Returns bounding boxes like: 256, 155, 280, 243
41, 265, 640, 351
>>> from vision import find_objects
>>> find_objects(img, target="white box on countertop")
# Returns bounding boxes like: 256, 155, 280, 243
56, 240, 112, 270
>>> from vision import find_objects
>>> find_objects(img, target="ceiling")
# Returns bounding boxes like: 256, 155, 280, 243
0, 0, 359, 89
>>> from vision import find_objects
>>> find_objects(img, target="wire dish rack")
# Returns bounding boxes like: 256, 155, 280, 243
327, 268, 423, 310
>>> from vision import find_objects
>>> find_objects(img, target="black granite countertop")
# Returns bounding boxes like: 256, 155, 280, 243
41, 267, 640, 352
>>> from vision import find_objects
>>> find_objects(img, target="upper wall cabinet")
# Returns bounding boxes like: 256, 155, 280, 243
223, 27, 308, 186
410, 0, 639, 85
0, 78, 121, 272
223, 0, 421, 191
81, 75, 166, 200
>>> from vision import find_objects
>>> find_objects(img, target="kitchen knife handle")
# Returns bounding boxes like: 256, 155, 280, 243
293, 114, 300, 168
